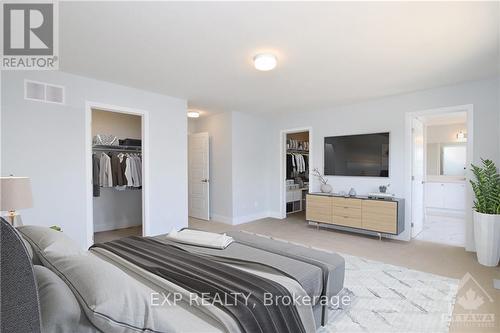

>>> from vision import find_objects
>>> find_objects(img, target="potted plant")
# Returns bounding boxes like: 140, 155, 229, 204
470, 159, 500, 266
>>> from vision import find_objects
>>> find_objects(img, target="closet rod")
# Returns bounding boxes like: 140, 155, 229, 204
287, 152, 309, 155
92, 145, 142, 153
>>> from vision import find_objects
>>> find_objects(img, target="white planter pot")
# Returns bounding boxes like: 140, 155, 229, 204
320, 184, 332, 193
473, 211, 500, 267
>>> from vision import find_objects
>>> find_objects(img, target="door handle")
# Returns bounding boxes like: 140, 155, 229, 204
201, 179, 209, 183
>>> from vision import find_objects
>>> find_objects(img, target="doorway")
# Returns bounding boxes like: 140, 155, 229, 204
85, 102, 149, 247
188, 132, 210, 220
280, 128, 312, 219
407, 105, 473, 248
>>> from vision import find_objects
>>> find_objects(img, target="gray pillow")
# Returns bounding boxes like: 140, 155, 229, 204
18, 225, 177, 333
17, 225, 83, 258
13, 227, 42, 265
33, 265, 98, 333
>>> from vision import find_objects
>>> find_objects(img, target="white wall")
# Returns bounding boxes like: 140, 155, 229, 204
191, 111, 273, 224
1, 71, 188, 248
188, 118, 198, 134
231, 112, 272, 223
92, 110, 142, 232
193, 112, 234, 222
264, 77, 499, 245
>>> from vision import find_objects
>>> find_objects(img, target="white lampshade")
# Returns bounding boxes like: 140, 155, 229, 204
0, 177, 33, 212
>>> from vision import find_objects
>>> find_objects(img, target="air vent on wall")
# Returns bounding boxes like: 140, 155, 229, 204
24, 80, 65, 104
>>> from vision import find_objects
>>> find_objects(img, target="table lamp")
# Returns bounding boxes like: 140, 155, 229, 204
0, 176, 33, 226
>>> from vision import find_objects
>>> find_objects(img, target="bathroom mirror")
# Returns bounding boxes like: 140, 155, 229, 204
427, 142, 466, 177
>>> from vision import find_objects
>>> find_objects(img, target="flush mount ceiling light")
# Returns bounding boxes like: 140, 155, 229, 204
253, 53, 277, 71
187, 111, 200, 118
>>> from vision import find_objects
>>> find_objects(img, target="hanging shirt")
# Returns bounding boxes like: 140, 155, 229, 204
110, 153, 126, 187
99, 153, 113, 187
92, 154, 100, 197
131, 155, 142, 187
125, 156, 134, 187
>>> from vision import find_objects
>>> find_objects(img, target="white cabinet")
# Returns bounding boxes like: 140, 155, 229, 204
424, 181, 465, 211
425, 182, 444, 208
443, 183, 466, 210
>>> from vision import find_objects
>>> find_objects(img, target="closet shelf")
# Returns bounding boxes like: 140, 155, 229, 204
92, 145, 142, 153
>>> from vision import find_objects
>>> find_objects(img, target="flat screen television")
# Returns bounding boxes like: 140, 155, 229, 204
324, 132, 389, 177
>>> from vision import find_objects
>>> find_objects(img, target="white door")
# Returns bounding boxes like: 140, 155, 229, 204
411, 118, 425, 237
188, 133, 210, 220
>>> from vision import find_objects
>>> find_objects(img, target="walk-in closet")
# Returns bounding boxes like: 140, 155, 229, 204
91, 109, 143, 243
285, 131, 309, 215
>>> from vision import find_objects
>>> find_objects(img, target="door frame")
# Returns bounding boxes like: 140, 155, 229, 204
188, 132, 210, 220
405, 104, 474, 250
410, 117, 426, 238
84, 101, 150, 248
279, 127, 313, 218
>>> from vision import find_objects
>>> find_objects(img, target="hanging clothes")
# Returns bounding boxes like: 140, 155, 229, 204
99, 152, 113, 187
123, 154, 142, 188
110, 153, 126, 186
92, 154, 100, 197
286, 154, 294, 179
132, 154, 142, 187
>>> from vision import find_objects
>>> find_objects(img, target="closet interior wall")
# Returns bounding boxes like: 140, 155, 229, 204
92, 109, 142, 232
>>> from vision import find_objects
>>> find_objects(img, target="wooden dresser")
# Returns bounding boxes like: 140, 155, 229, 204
306, 193, 404, 235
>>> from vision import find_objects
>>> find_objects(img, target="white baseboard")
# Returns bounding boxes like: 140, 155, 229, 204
267, 211, 284, 219
94, 222, 141, 233
210, 214, 233, 225
232, 211, 271, 225
211, 211, 281, 225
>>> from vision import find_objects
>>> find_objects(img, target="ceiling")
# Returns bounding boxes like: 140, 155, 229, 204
60, 2, 499, 115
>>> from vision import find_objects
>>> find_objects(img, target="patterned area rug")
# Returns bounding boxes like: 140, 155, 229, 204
319, 254, 459, 333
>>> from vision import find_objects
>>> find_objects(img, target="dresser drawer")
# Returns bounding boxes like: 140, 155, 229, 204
332, 215, 362, 228
362, 200, 398, 233
362, 200, 397, 217
362, 213, 397, 233
306, 195, 333, 223
332, 197, 362, 209
333, 206, 361, 218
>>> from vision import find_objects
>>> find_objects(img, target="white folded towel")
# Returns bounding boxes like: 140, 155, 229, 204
165, 229, 233, 249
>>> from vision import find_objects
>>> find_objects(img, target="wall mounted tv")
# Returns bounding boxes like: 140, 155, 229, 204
324, 132, 389, 177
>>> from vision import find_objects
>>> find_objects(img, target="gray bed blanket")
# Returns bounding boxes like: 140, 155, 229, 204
153, 236, 324, 303
91, 236, 307, 333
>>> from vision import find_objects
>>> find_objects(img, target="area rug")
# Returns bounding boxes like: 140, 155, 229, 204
319, 254, 459, 333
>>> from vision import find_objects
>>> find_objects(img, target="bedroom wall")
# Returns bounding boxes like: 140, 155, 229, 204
264, 77, 500, 248
231, 112, 273, 223
1, 71, 188, 248
91, 110, 142, 232
192, 111, 273, 224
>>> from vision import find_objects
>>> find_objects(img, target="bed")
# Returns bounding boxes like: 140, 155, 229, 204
0, 217, 345, 333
